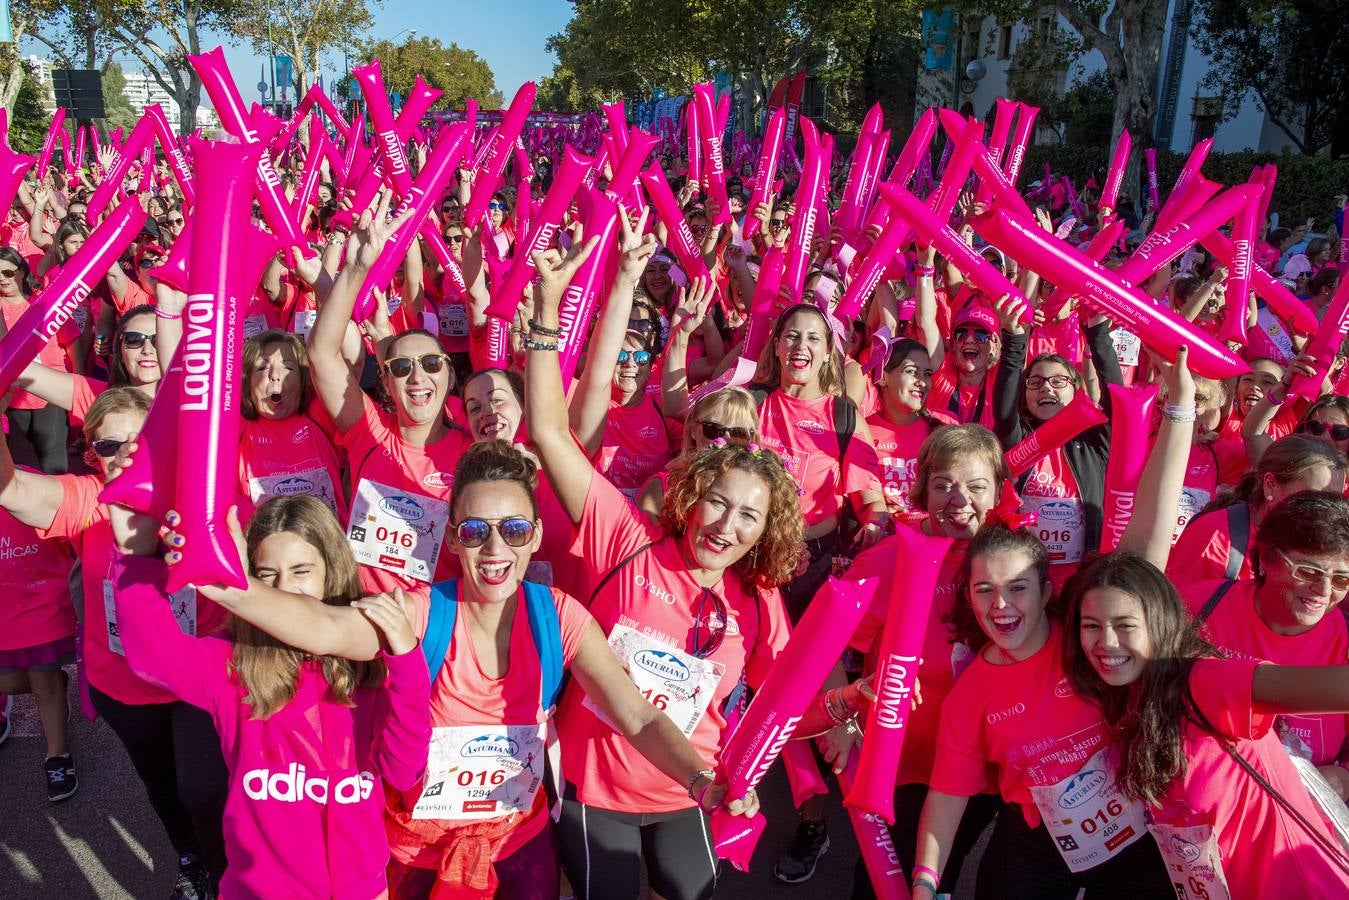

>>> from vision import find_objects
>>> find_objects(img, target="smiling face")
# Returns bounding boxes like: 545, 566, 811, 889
951, 325, 994, 375
1025, 359, 1077, 422
1079, 587, 1151, 687
1305, 408, 1349, 455
252, 531, 327, 598
449, 479, 541, 605
681, 467, 770, 575
642, 257, 674, 301
119, 312, 161, 386
774, 309, 829, 389
463, 371, 523, 443
1256, 548, 1349, 634
1236, 360, 1283, 415
613, 332, 653, 403
881, 349, 933, 416
969, 547, 1052, 660
924, 455, 998, 540
249, 341, 302, 420
383, 333, 451, 428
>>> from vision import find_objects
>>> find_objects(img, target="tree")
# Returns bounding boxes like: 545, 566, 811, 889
7, 61, 53, 152
230, 0, 381, 98
1190, 0, 1349, 156
100, 61, 140, 131
536, 64, 608, 113
360, 36, 502, 110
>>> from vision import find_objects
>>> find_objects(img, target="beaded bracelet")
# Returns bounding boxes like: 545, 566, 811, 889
528, 319, 562, 337
913, 264, 936, 277
686, 769, 716, 802
522, 336, 559, 351
1162, 402, 1197, 423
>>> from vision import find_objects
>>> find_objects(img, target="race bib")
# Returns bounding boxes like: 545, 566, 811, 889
414, 723, 546, 820
1149, 822, 1231, 900
291, 309, 317, 342
1022, 495, 1086, 565
244, 313, 270, 340
438, 302, 468, 337
1028, 746, 1147, 872
1174, 487, 1212, 543
346, 479, 449, 583
249, 467, 340, 517
584, 624, 724, 738
880, 455, 916, 514
1111, 327, 1142, 367
72, 306, 90, 331
103, 580, 196, 657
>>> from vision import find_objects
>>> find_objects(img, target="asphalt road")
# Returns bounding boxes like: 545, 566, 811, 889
0, 675, 987, 898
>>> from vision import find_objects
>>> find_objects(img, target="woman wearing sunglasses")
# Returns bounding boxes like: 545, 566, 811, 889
991, 291, 1123, 590
1244, 354, 1349, 465
569, 210, 676, 498
528, 237, 797, 900
308, 199, 472, 595
0, 386, 230, 894
0, 248, 77, 474
1179, 491, 1349, 803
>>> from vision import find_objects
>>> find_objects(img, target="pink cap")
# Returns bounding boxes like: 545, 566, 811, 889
952, 303, 998, 333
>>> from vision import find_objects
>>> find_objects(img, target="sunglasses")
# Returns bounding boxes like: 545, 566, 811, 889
953, 327, 993, 343
1276, 550, 1349, 592
0, 267, 18, 278
158, 216, 184, 227
692, 588, 728, 659
441, 205, 458, 213
487, 201, 507, 211
769, 218, 788, 229
627, 317, 656, 331
1298, 420, 1349, 442
445, 234, 464, 244
138, 257, 161, 270
384, 353, 450, 378
616, 349, 652, 365
1025, 374, 1073, 390
699, 420, 753, 443
91, 437, 127, 458
453, 516, 537, 548
120, 330, 155, 349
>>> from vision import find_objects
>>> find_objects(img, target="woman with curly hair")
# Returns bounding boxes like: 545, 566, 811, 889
527, 236, 800, 900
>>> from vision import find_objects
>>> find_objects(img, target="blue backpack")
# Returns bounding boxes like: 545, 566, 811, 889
421, 579, 565, 709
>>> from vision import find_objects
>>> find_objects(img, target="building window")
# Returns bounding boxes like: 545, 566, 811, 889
1191, 95, 1221, 145
999, 25, 1014, 59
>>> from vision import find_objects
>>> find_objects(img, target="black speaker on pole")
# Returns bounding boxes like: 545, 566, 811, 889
51, 69, 106, 120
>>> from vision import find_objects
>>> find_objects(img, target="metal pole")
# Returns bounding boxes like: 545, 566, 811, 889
267, 9, 277, 115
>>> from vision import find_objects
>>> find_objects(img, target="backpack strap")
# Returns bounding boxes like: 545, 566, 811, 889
832, 394, 857, 461
587, 543, 655, 607
422, 579, 459, 683
1196, 579, 1238, 625
747, 383, 771, 408
1224, 502, 1251, 581
522, 581, 565, 709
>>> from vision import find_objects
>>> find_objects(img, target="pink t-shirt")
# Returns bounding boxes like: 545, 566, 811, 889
2, 297, 77, 410
866, 411, 953, 525
68, 374, 109, 427
849, 537, 969, 786
756, 390, 883, 527
557, 473, 791, 812
931, 627, 1110, 826
1159, 658, 1349, 897
0, 500, 75, 650
37, 475, 229, 704
337, 396, 472, 596
593, 397, 675, 497
387, 586, 592, 868
1168, 505, 1255, 586
1026, 311, 1084, 368
1184, 579, 1349, 767
239, 408, 347, 522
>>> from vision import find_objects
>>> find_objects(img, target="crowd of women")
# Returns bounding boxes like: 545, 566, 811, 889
0, 74, 1348, 900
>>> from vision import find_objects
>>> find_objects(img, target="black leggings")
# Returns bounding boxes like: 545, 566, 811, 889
782, 528, 843, 624
6, 404, 68, 474
974, 801, 1173, 900
90, 685, 230, 882
557, 797, 718, 900
851, 785, 1001, 897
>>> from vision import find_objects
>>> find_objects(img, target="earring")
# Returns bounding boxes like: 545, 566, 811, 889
1265, 495, 1274, 502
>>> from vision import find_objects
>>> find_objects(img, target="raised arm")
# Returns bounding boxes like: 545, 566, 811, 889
913, 244, 944, 366
524, 237, 601, 524
15, 361, 77, 411
661, 277, 717, 418
1116, 346, 1197, 569
990, 292, 1030, 448
1253, 664, 1349, 715
570, 209, 655, 456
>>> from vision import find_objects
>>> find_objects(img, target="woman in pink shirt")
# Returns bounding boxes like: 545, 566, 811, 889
1182, 491, 1349, 799
528, 239, 793, 900
1169, 435, 1346, 585
115, 495, 430, 900
1064, 552, 1349, 899
1245, 363, 1349, 465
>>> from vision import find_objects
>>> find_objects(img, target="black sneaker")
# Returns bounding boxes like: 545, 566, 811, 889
45, 753, 78, 802
169, 856, 213, 900
773, 819, 830, 884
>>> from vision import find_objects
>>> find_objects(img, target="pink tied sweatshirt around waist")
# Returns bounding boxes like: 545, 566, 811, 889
113, 556, 432, 900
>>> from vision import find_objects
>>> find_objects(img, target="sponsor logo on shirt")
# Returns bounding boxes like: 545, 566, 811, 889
795, 419, 826, 434
242, 764, 374, 805
632, 574, 676, 605
461, 734, 520, 758
1057, 767, 1108, 810
633, 649, 691, 682
638, 425, 660, 439
422, 471, 454, 489
985, 702, 1027, 725
379, 495, 426, 521
292, 425, 311, 444
272, 476, 315, 496
1054, 677, 1074, 699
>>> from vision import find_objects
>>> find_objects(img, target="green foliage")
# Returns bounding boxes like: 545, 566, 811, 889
360, 36, 502, 110
1020, 142, 1349, 225
1056, 71, 1115, 147
100, 61, 140, 132
9, 62, 51, 152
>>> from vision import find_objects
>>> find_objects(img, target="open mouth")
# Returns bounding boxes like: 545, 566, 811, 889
989, 612, 1022, 636
702, 534, 732, 554
1297, 595, 1329, 618
405, 388, 435, 408
477, 561, 512, 586
478, 416, 510, 439
788, 353, 812, 372
1092, 651, 1132, 674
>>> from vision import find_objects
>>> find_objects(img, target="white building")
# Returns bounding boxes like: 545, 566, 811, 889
121, 70, 218, 129
919, 4, 1296, 155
